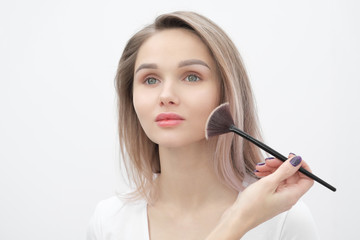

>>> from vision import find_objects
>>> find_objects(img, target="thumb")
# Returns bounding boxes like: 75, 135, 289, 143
269, 156, 303, 184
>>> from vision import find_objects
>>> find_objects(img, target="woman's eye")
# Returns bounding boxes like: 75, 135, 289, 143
185, 74, 200, 82
145, 77, 158, 85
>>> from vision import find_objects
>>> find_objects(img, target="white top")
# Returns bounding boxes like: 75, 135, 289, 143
86, 196, 319, 240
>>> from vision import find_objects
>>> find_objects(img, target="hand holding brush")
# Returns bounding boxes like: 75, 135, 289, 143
206, 155, 314, 240
205, 103, 336, 192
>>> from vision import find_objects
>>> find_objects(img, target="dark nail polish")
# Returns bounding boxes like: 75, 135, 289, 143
257, 162, 265, 166
290, 156, 302, 167
289, 152, 296, 156
265, 157, 275, 161
254, 169, 259, 173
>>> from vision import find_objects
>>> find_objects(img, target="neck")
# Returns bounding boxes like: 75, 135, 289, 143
155, 139, 237, 210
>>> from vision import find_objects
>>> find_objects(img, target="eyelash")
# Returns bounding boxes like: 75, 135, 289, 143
143, 73, 201, 85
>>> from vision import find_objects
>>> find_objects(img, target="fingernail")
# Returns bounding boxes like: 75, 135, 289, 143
289, 152, 296, 156
254, 169, 259, 173
290, 156, 302, 167
256, 162, 265, 166
265, 157, 275, 161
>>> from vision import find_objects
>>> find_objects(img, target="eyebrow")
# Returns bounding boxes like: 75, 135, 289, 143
135, 59, 210, 73
135, 63, 158, 73
178, 59, 210, 69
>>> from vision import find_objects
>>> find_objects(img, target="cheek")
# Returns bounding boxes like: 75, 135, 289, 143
200, 84, 220, 107
132, 89, 149, 124
191, 85, 220, 123
132, 86, 159, 136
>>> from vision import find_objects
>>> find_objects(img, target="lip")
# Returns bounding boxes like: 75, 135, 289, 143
155, 112, 185, 127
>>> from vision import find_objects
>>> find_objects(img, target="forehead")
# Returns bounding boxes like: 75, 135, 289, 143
134, 28, 216, 69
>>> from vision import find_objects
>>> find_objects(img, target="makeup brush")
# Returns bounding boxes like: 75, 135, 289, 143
206, 103, 336, 192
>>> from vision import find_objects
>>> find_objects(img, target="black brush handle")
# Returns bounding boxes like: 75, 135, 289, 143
229, 125, 336, 192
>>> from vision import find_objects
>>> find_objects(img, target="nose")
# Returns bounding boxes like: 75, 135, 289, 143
159, 80, 179, 107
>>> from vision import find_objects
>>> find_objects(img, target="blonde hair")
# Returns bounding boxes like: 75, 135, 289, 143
115, 11, 263, 202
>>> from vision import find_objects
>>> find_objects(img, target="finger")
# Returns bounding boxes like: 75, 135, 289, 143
296, 160, 312, 177
263, 153, 296, 168
275, 164, 314, 204
255, 158, 283, 173
254, 170, 273, 177
264, 158, 283, 168
287, 160, 313, 186
255, 162, 276, 173
293, 160, 314, 191
267, 156, 303, 184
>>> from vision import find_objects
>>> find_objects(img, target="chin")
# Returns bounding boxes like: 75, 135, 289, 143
152, 136, 208, 149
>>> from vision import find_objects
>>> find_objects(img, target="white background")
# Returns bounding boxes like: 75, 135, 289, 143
1, 0, 359, 239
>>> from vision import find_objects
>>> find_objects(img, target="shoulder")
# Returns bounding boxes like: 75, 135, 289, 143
242, 200, 319, 240
86, 196, 148, 240
93, 195, 147, 218
279, 200, 319, 239
92, 196, 129, 218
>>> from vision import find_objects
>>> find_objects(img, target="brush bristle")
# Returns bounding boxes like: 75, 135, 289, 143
205, 102, 234, 139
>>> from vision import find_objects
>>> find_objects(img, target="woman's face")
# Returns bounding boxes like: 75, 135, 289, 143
133, 28, 220, 148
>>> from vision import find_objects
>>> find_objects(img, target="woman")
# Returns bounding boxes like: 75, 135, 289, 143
87, 11, 318, 239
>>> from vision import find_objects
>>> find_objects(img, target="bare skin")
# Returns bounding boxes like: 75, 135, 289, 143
132, 28, 314, 239
147, 142, 238, 240
206, 156, 313, 239
133, 28, 233, 240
